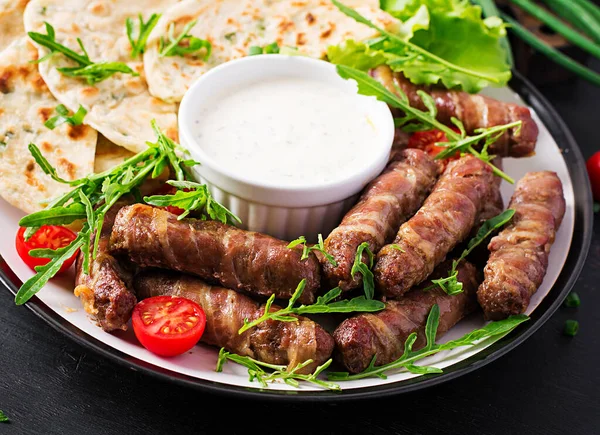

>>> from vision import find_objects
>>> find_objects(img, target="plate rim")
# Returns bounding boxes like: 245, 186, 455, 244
0, 71, 593, 402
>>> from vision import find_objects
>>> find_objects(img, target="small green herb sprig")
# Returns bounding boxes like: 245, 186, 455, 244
44, 104, 87, 130
0, 410, 8, 423
335, 64, 519, 183
15, 120, 238, 306
29, 22, 139, 85
144, 180, 240, 224
216, 348, 340, 390
428, 209, 515, 295
328, 304, 529, 381
249, 42, 281, 56
287, 234, 336, 266
351, 242, 376, 299
159, 20, 211, 59
126, 13, 161, 58
237, 279, 385, 334
248, 42, 301, 56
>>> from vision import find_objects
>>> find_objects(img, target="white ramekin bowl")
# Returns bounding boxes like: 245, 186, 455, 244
178, 55, 394, 241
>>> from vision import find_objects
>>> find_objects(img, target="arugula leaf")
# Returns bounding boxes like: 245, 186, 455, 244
328, 304, 529, 381
144, 180, 240, 224
29, 22, 138, 85
238, 279, 385, 334
429, 209, 516, 295
0, 410, 8, 423
28, 143, 76, 185
287, 234, 337, 266
216, 348, 340, 390
126, 13, 161, 58
329, 0, 510, 93
18, 202, 86, 227
44, 104, 87, 130
160, 20, 211, 59
351, 242, 376, 299
335, 65, 517, 183
15, 120, 232, 306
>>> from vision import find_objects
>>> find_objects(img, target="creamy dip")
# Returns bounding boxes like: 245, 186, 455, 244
192, 77, 381, 187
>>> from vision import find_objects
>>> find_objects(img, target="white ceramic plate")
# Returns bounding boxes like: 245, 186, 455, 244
0, 74, 592, 400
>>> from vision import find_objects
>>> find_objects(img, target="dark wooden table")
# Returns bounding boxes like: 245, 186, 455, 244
1, 69, 599, 434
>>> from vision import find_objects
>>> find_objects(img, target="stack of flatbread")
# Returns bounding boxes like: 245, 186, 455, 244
0, 0, 397, 214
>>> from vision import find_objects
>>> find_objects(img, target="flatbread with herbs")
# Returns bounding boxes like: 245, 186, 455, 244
23, 0, 179, 153
0, 0, 30, 53
143, 0, 399, 103
94, 135, 134, 173
0, 37, 97, 214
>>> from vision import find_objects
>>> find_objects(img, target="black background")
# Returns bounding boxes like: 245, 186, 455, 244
1, 64, 600, 435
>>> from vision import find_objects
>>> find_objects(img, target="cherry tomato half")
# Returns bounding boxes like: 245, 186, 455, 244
16, 225, 78, 273
132, 296, 206, 357
407, 128, 460, 161
586, 151, 600, 201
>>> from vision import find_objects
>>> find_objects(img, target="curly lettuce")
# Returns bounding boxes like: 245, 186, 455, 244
328, 0, 511, 93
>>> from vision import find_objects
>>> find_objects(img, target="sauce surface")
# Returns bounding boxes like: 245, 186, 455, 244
192, 77, 381, 187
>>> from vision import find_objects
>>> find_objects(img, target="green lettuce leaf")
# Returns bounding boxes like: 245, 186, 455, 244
328, 0, 511, 93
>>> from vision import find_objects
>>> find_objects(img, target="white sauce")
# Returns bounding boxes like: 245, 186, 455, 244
192, 77, 380, 187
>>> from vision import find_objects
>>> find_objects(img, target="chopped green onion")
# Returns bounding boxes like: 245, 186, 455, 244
564, 292, 581, 308
501, 13, 600, 87
541, 0, 600, 43
508, 0, 600, 59
564, 320, 579, 336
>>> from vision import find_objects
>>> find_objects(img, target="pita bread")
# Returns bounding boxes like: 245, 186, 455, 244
23, 0, 179, 154
0, 37, 97, 214
0, 0, 30, 53
143, 0, 399, 103
94, 135, 134, 173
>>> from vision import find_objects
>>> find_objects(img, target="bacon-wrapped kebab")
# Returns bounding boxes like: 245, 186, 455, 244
375, 155, 495, 298
323, 149, 439, 291
110, 204, 320, 304
74, 201, 136, 332
478, 171, 566, 320
135, 270, 334, 373
334, 260, 480, 374
371, 66, 538, 158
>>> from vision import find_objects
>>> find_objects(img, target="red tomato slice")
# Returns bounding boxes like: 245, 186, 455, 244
586, 151, 600, 201
16, 226, 78, 273
132, 296, 206, 357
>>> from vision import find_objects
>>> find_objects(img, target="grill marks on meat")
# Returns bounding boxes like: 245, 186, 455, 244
74, 201, 135, 332
375, 155, 495, 298
371, 66, 538, 158
478, 171, 565, 320
109, 204, 321, 304
334, 260, 480, 373
323, 149, 439, 291
134, 271, 334, 373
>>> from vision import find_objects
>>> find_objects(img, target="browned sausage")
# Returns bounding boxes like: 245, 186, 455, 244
135, 271, 334, 373
74, 201, 136, 332
323, 149, 439, 291
371, 66, 538, 158
334, 260, 480, 373
375, 155, 495, 298
478, 171, 566, 320
109, 204, 320, 304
